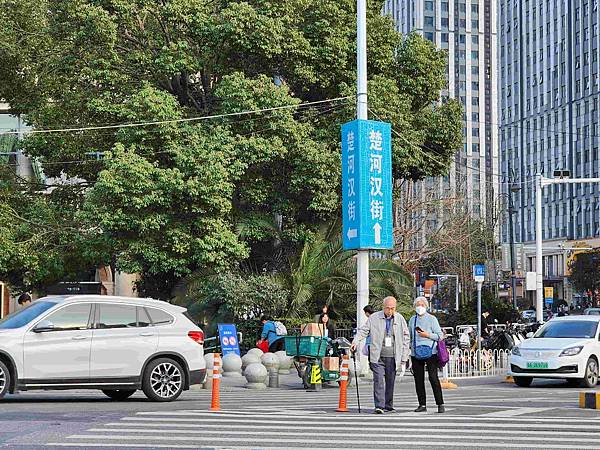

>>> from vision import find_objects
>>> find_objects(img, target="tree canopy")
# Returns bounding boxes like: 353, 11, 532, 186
0, 0, 463, 297
568, 249, 600, 294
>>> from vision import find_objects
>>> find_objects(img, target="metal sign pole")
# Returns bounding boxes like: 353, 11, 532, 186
355, 0, 369, 336
476, 281, 482, 372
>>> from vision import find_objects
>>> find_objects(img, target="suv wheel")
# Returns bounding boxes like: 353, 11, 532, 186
142, 358, 184, 402
102, 389, 136, 401
0, 361, 10, 399
581, 358, 599, 388
514, 376, 533, 387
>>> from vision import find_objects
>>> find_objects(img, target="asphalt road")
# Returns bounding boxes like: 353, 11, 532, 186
1, 374, 600, 449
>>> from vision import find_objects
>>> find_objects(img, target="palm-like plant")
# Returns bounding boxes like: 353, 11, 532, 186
282, 221, 414, 319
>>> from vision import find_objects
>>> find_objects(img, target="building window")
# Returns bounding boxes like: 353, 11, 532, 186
471, 19, 479, 29
424, 31, 435, 41
441, 33, 449, 43
471, 4, 479, 13
425, 1, 434, 11
441, 18, 449, 27
424, 16, 434, 27
472, 35, 479, 45
442, 2, 449, 12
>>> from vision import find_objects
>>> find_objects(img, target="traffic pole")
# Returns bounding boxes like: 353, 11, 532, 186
336, 354, 350, 412
209, 353, 221, 411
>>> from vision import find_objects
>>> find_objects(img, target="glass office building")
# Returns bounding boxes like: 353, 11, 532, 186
383, 0, 499, 236
499, 0, 600, 305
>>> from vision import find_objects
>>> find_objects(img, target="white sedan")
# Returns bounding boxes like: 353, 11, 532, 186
508, 316, 600, 388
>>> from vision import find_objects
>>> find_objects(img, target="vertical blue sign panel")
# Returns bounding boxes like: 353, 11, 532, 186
342, 120, 393, 250
217, 323, 240, 356
473, 264, 486, 278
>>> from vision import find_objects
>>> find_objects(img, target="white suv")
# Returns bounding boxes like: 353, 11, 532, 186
0, 295, 206, 402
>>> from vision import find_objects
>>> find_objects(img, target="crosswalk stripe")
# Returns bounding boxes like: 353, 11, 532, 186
87, 427, 600, 438
130, 411, 600, 424
483, 407, 556, 416
103, 421, 600, 432
63, 434, 600, 447
45, 444, 600, 450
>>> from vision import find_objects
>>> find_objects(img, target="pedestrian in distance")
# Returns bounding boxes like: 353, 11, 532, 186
17, 292, 32, 309
351, 296, 410, 414
362, 305, 375, 360
481, 309, 491, 338
409, 296, 445, 414
258, 316, 286, 353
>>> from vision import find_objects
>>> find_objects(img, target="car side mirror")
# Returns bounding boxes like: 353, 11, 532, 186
526, 332, 533, 339
33, 320, 55, 333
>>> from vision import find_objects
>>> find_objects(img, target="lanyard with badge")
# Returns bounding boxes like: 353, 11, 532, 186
384, 316, 393, 347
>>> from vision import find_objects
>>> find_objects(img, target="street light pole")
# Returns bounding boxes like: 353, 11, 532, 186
535, 174, 544, 323
355, 0, 369, 331
534, 175, 600, 323
507, 163, 519, 310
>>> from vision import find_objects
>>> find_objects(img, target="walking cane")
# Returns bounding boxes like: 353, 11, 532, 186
351, 349, 361, 413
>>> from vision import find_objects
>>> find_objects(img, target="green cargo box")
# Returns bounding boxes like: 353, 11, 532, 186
285, 336, 328, 358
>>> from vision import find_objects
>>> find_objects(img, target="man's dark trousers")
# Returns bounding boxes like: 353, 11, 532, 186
370, 356, 396, 409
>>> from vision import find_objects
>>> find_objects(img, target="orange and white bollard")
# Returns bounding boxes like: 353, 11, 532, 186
336, 354, 350, 412
210, 353, 221, 411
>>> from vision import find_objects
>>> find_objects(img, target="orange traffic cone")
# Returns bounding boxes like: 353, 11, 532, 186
337, 354, 350, 412
210, 353, 221, 411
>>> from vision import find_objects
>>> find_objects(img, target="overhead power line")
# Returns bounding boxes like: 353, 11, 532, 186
0, 96, 353, 136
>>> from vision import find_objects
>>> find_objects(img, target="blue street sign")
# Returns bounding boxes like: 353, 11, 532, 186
473, 264, 485, 282
545, 298, 554, 306
341, 120, 393, 250
217, 324, 240, 356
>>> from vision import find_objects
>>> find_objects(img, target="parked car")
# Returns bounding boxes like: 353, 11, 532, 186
0, 295, 206, 401
583, 308, 600, 316
508, 316, 600, 388
521, 309, 553, 323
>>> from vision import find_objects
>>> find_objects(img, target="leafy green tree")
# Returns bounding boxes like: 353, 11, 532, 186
568, 249, 600, 294
0, 0, 462, 296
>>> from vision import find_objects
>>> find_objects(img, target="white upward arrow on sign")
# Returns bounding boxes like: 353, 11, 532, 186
373, 223, 381, 244
347, 228, 357, 239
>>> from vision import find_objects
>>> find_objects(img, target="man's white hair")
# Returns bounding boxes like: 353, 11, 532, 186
413, 296, 429, 307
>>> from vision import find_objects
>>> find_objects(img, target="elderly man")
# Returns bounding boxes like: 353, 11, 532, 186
351, 296, 410, 414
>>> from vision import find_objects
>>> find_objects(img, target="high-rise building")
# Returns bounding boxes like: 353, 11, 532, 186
383, 0, 499, 233
499, 0, 600, 306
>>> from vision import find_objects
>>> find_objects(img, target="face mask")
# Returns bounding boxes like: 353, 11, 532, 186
415, 306, 427, 316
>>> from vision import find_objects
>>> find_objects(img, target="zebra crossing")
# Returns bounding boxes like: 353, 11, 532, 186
44, 386, 600, 449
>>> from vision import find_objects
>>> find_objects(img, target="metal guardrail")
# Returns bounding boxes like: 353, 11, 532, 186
446, 348, 511, 378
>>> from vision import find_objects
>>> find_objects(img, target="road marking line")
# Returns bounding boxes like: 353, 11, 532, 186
86, 427, 600, 438
107, 419, 600, 431
482, 407, 556, 417
127, 412, 600, 423
63, 434, 600, 445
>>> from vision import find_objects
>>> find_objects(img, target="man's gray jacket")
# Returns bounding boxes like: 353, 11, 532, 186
352, 311, 411, 366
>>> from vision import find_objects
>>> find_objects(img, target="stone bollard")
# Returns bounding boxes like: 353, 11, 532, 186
275, 351, 292, 375
247, 348, 264, 358
222, 353, 243, 378
268, 368, 280, 388
261, 352, 280, 372
241, 353, 261, 374
245, 363, 268, 389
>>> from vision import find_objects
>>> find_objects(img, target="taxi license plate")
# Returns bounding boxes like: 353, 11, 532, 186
527, 361, 549, 369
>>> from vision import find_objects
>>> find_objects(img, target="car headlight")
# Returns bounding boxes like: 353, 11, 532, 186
560, 346, 583, 357
512, 346, 521, 356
